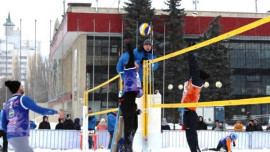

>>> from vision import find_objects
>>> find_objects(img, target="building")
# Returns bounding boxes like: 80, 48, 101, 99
0, 13, 41, 108
49, 3, 270, 122
1, 12, 40, 82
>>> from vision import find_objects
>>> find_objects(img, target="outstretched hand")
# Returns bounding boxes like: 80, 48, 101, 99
58, 110, 63, 118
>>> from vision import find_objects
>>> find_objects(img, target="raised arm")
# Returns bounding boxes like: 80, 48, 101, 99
188, 53, 203, 86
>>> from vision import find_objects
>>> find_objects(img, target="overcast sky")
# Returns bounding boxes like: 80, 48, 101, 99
0, 0, 269, 57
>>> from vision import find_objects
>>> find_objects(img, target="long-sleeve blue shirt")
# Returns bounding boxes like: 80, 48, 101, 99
2, 95, 57, 139
88, 115, 97, 130
134, 48, 158, 81
107, 113, 116, 132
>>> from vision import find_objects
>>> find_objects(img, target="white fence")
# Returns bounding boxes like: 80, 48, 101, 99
162, 130, 270, 150
1, 130, 110, 150
2, 129, 269, 150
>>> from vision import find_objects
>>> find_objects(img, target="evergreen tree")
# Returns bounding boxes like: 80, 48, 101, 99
155, 0, 187, 123
123, 0, 155, 47
198, 16, 232, 119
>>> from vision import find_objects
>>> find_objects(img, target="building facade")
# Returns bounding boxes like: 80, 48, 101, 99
50, 3, 270, 122
1, 13, 40, 83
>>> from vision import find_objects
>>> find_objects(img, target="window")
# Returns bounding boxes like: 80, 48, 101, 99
246, 76, 260, 81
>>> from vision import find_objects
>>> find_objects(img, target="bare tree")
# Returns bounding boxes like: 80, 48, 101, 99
27, 53, 50, 103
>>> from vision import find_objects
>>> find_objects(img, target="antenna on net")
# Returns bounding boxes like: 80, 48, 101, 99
255, 0, 258, 13
192, 0, 199, 11
63, 0, 66, 16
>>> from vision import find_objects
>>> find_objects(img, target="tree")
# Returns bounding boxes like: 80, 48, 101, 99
0, 77, 12, 108
123, 0, 155, 47
27, 53, 50, 103
198, 16, 232, 120
155, 0, 187, 122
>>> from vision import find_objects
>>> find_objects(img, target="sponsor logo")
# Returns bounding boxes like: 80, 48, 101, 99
9, 109, 15, 117
14, 100, 19, 106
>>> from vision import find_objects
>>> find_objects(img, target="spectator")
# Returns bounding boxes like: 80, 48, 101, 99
30, 120, 37, 129
197, 116, 207, 130
246, 120, 254, 132
253, 119, 263, 131
107, 112, 116, 149
161, 118, 171, 132
73, 118, 81, 130
234, 120, 244, 131
55, 118, 64, 129
64, 114, 74, 130
266, 124, 270, 131
88, 107, 97, 149
38, 116, 51, 129
181, 124, 185, 130
96, 118, 107, 130
214, 122, 225, 131
212, 120, 219, 130
0, 110, 8, 152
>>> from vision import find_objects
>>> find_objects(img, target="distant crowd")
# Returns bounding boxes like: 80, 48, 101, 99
161, 116, 270, 132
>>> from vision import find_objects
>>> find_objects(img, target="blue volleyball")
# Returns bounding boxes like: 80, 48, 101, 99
192, 11, 198, 17
139, 23, 151, 36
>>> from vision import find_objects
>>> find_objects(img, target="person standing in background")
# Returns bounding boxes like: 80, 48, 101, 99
38, 116, 51, 129
88, 107, 97, 149
107, 112, 116, 149
55, 118, 64, 129
30, 120, 37, 129
64, 114, 74, 130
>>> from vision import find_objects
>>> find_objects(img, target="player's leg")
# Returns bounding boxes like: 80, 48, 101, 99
8, 136, 34, 152
184, 110, 200, 152
120, 92, 137, 152
208, 141, 222, 151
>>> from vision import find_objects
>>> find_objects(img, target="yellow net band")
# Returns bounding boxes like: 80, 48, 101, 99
150, 16, 270, 64
88, 108, 119, 116
152, 96, 270, 108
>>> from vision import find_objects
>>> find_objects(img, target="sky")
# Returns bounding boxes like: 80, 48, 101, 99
0, 0, 269, 57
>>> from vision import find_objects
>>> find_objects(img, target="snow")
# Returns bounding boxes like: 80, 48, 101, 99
7, 148, 270, 152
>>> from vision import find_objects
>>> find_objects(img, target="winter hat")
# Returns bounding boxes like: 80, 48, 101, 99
5, 80, 21, 94
143, 39, 151, 45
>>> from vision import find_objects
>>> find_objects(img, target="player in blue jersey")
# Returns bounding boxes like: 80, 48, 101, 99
203, 133, 238, 152
2, 80, 62, 152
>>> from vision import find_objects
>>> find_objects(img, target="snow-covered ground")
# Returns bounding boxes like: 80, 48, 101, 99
8, 148, 270, 152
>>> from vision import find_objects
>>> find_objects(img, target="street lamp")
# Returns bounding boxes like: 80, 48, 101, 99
216, 81, 222, 88
204, 81, 209, 88
168, 84, 173, 90
178, 84, 183, 90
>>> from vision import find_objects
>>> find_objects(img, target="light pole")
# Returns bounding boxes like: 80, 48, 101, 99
168, 84, 178, 130
5, 18, 8, 102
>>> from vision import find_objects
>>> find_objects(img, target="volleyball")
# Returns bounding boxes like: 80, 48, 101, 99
192, 11, 198, 17
139, 23, 151, 36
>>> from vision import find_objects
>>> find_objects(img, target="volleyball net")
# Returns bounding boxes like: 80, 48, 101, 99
81, 15, 270, 150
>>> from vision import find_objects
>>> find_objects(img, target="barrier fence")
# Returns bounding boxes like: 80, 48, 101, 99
1, 130, 110, 150
2, 129, 269, 150
162, 130, 270, 150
